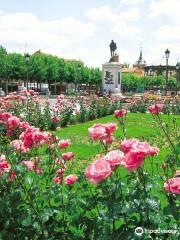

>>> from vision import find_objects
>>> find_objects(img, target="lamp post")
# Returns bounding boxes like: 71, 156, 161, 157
24, 53, 30, 89
165, 48, 170, 94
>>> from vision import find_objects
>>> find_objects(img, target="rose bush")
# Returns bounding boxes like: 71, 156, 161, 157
0, 93, 179, 239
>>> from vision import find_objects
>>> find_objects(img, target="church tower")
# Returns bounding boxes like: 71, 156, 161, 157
133, 46, 146, 68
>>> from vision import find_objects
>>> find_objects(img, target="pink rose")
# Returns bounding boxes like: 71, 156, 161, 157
103, 135, 115, 145
53, 177, 61, 184
20, 121, 30, 129
7, 116, 20, 130
52, 117, 60, 123
58, 139, 71, 149
85, 159, 112, 184
164, 177, 180, 194
149, 104, 163, 114
114, 109, 127, 117
56, 168, 65, 176
122, 151, 145, 172
62, 152, 74, 161
21, 160, 35, 171
64, 174, 78, 185
120, 139, 139, 153
104, 123, 117, 134
88, 124, 107, 141
0, 155, 6, 162
8, 171, 17, 181
0, 112, 12, 122
103, 150, 125, 169
148, 146, 159, 156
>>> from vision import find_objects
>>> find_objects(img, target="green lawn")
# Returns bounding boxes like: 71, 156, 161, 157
55, 113, 180, 207
56, 113, 180, 167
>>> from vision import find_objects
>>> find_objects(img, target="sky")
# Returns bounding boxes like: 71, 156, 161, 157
0, 0, 179, 67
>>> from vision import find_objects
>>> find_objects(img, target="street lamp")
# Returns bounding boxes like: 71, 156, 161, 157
24, 53, 30, 89
165, 48, 170, 94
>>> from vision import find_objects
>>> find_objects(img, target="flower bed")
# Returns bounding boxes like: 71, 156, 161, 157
0, 94, 179, 239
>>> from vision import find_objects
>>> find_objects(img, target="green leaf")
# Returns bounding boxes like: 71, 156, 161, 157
22, 216, 32, 227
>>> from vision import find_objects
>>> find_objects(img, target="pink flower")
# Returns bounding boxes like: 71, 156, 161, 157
88, 124, 107, 141
85, 159, 112, 184
20, 121, 30, 129
21, 160, 35, 171
0, 155, 6, 162
120, 139, 139, 153
10, 140, 28, 152
114, 109, 127, 117
122, 151, 145, 172
53, 177, 61, 184
35, 168, 43, 174
52, 117, 60, 123
0, 161, 11, 173
164, 178, 180, 194
64, 174, 78, 185
8, 171, 17, 181
0, 112, 12, 122
103, 135, 115, 145
104, 123, 117, 134
148, 146, 159, 156
7, 116, 20, 130
56, 168, 65, 176
58, 139, 71, 149
62, 152, 74, 161
149, 104, 163, 114
103, 150, 125, 169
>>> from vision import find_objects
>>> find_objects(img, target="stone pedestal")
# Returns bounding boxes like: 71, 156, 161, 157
102, 62, 121, 93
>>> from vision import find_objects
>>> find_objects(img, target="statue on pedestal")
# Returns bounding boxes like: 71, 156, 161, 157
109, 40, 119, 62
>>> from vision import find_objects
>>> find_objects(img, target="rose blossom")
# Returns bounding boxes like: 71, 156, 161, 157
103, 135, 115, 145
64, 174, 78, 185
164, 178, 180, 194
85, 159, 112, 184
0, 112, 12, 122
149, 104, 163, 114
21, 160, 35, 171
56, 168, 65, 176
53, 177, 61, 184
58, 139, 71, 149
120, 139, 139, 153
104, 123, 117, 134
114, 109, 127, 117
122, 151, 145, 172
103, 150, 125, 169
52, 117, 60, 123
7, 116, 20, 130
88, 124, 107, 141
62, 152, 74, 161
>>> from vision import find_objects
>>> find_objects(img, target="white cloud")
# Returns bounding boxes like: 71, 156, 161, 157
0, 11, 98, 61
153, 25, 180, 42
112, 22, 141, 37
85, 6, 141, 38
149, 0, 180, 24
85, 6, 115, 22
120, 0, 145, 7
86, 6, 140, 22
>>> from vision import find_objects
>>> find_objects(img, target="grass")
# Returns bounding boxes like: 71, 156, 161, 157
56, 113, 180, 164
55, 113, 180, 207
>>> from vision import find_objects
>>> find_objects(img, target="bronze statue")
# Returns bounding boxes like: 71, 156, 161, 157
109, 40, 117, 57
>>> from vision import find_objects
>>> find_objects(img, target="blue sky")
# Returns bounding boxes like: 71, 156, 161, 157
0, 0, 179, 67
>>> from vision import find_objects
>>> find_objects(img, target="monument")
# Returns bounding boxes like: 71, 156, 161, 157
102, 40, 121, 94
